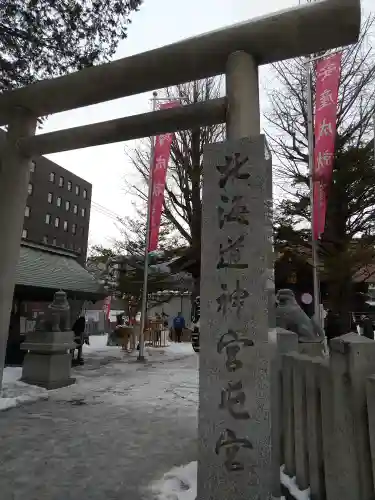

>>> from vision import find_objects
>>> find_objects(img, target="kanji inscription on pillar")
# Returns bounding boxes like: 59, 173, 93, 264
198, 136, 271, 500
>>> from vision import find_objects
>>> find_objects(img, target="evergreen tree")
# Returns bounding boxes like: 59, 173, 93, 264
267, 17, 375, 325
88, 214, 189, 314
0, 0, 142, 91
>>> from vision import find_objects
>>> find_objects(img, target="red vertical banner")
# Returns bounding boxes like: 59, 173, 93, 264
312, 52, 341, 240
103, 296, 111, 320
148, 101, 180, 252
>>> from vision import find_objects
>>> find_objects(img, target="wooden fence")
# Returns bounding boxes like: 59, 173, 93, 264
272, 330, 375, 500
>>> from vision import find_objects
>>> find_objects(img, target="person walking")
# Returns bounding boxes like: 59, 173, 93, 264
72, 314, 88, 365
173, 312, 185, 343
361, 314, 374, 340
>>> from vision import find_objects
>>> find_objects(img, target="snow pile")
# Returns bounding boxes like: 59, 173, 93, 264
150, 462, 197, 500
83, 334, 113, 352
150, 462, 311, 500
3, 366, 22, 384
280, 466, 310, 500
145, 342, 194, 361
165, 343, 194, 356
0, 337, 194, 413
1, 367, 48, 411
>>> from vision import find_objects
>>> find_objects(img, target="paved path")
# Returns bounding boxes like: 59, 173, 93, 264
0, 350, 198, 500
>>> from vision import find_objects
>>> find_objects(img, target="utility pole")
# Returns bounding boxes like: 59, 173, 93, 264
306, 59, 322, 328
138, 91, 158, 361
137, 93, 188, 361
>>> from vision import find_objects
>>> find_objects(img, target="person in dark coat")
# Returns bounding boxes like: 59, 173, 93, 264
325, 309, 342, 341
361, 314, 374, 340
72, 315, 87, 365
173, 312, 185, 343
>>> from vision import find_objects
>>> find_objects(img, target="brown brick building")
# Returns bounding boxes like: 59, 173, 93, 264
22, 155, 91, 265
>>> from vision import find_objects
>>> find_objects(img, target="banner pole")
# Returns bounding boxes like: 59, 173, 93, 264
306, 61, 322, 328
138, 91, 158, 361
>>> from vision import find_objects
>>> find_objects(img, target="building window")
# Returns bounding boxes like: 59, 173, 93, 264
75, 185, 80, 196
22, 229, 27, 239
72, 224, 77, 235
61, 243, 65, 249
45, 214, 51, 224
55, 217, 60, 228
73, 204, 78, 215
81, 207, 86, 217
24, 206, 30, 217
77, 247, 81, 253
65, 200, 70, 211
57, 196, 62, 207
30, 161, 36, 173
80, 227, 84, 236
28, 183, 33, 195
48, 192, 53, 204
68, 181, 72, 191
59, 176, 64, 187
52, 238, 57, 246
63, 221, 68, 232
83, 189, 87, 199
43, 236, 48, 244
49, 172, 55, 183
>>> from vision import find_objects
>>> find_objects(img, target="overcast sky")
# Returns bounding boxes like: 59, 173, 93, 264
41, 0, 372, 249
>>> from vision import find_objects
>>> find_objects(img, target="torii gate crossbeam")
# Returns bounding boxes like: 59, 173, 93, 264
0, 1, 361, 498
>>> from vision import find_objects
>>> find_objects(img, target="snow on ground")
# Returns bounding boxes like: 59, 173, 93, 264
280, 466, 310, 500
1, 366, 48, 412
150, 462, 311, 500
83, 334, 195, 362
1, 343, 198, 500
1, 335, 195, 413
58, 337, 198, 411
150, 461, 197, 500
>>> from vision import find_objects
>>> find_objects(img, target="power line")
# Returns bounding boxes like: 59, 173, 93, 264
91, 204, 118, 219
91, 208, 119, 223
91, 201, 121, 217
91, 201, 124, 222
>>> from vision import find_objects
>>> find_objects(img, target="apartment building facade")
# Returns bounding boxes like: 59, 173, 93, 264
22, 155, 91, 264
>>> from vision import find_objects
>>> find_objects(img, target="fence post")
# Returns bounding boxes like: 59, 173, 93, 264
271, 329, 298, 497
317, 361, 335, 500
329, 333, 375, 500
366, 375, 375, 495
292, 354, 310, 491
305, 357, 326, 500
282, 352, 296, 479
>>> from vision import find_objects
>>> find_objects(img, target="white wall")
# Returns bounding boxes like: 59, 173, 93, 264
149, 295, 191, 327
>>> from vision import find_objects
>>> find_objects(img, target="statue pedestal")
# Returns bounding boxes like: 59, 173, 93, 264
21, 330, 76, 389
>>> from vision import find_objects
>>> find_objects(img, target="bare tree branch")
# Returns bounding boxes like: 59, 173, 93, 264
124, 77, 225, 255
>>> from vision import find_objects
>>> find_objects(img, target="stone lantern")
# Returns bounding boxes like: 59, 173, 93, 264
22, 290, 76, 389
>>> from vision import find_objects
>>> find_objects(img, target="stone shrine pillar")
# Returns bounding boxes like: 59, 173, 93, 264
198, 137, 271, 499
22, 291, 76, 389
198, 51, 272, 499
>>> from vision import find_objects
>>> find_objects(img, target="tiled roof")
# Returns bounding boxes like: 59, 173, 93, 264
15, 243, 104, 296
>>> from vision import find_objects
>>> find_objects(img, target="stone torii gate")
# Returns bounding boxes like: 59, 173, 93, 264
0, 0, 360, 497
